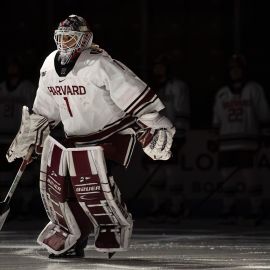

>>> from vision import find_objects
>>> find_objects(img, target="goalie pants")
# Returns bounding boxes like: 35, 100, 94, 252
37, 135, 133, 255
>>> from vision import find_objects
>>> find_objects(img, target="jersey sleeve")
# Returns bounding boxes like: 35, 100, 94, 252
32, 71, 61, 128
173, 81, 190, 115
100, 56, 164, 117
212, 90, 222, 129
171, 80, 190, 136
252, 82, 270, 125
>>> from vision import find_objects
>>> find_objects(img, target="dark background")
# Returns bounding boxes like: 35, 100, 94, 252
1, 0, 269, 128
0, 0, 270, 227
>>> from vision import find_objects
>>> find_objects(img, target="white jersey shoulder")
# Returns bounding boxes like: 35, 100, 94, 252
215, 85, 230, 100
216, 81, 263, 97
40, 50, 58, 74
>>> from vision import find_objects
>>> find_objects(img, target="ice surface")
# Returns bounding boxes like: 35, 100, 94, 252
1, 227, 270, 270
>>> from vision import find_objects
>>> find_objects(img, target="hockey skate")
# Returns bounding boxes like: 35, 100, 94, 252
48, 247, 84, 259
48, 239, 87, 259
108, 252, 115, 259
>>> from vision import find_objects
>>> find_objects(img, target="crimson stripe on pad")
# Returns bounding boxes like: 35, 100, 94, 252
50, 144, 63, 172
72, 150, 92, 175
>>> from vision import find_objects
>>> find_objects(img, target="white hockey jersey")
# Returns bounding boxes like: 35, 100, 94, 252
33, 48, 164, 139
213, 81, 270, 151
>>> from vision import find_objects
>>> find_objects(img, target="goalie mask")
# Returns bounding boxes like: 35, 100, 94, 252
54, 14, 93, 65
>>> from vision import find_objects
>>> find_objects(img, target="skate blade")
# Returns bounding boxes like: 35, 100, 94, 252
108, 252, 115, 259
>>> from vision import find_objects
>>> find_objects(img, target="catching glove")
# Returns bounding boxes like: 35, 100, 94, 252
6, 106, 50, 162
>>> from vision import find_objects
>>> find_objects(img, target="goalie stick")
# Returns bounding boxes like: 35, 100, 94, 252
0, 146, 34, 230
186, 166, 239, 218
131, 162, 163, 201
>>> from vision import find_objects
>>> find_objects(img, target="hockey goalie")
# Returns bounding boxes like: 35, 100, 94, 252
6, 15, 175, 259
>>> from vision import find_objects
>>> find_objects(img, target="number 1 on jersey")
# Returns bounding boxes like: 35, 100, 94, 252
63, 97, 73, 117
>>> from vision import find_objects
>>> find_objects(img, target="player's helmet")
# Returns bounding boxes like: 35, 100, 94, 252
54, 15, 93, 65
228, 53, 247, 70
228, 53, 248, 83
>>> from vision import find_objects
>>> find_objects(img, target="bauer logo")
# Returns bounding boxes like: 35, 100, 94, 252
47, 178, 61, 192
76, 185, 101, 193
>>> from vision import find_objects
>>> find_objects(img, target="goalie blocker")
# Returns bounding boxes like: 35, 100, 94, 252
37, 136, 133, 255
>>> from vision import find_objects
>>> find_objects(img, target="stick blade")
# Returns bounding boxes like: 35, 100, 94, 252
0, 202, 10, 231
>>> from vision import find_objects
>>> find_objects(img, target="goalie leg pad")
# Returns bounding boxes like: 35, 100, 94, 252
37, 136, 81, 255
67, 185, 94, 247
67, 146, 133, 252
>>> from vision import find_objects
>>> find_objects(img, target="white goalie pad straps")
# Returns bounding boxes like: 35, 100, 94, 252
106, 176, 133, 252
6, 106, 50, 162
138, 112, 176, 160
37, 136, 81, 255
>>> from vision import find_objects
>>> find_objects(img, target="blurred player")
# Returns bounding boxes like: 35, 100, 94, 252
211, 53, 270, 224
6, 15, 175, 258
147, 57, 190, 223
0, 56, 36, 139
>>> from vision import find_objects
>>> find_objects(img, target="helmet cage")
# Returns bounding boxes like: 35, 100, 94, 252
54, 29, 93, 64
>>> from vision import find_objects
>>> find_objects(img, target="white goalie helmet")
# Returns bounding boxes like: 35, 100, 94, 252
54, 14, 93, 65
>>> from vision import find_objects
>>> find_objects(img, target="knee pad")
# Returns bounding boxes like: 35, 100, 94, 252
67, 146, 133, 252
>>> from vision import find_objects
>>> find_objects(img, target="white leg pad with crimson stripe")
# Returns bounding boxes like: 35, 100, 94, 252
37, 136, 81, 255
67, 146, 133, 252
